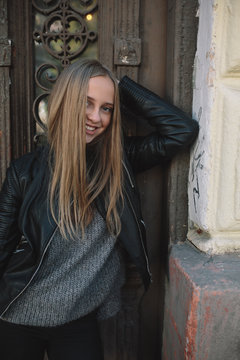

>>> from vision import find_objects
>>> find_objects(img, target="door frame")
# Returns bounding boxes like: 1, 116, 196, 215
0, 1, 198, 358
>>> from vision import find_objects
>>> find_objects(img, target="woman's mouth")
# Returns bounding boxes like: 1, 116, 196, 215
86, 125, 96, 132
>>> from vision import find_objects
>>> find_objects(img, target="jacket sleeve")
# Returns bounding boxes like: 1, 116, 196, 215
0, 163, 22, 277
119, 76, 199, 172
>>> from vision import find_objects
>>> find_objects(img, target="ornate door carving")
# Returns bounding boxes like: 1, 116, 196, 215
32, 0, 98, 139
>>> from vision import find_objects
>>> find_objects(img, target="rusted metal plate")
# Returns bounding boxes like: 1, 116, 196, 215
114, 38, 141, 66
0, 39, 11, 67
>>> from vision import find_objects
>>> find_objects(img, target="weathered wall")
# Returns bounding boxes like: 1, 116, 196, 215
188, 0, 240, 253
162, 1, 240, 358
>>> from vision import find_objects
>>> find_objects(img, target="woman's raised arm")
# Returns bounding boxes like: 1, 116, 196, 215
119, 76, 199, 172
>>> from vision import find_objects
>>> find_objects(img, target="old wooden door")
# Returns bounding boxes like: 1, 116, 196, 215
5, 0, 168, 358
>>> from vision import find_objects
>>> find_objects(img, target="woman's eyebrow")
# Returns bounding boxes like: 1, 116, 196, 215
87, 96, 94, 101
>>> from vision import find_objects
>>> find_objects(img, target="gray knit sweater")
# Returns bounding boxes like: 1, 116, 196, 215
2, 211, 125, 327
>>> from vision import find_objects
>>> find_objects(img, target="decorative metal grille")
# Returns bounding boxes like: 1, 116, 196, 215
32, 0, 98, 139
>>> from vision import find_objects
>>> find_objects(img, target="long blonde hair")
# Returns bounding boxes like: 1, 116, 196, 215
47, 59, 123, 239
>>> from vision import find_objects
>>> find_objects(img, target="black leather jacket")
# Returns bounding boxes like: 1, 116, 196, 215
0, 76, 199, 317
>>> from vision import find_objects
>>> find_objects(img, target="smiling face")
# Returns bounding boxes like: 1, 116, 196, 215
85, 75, 115, 144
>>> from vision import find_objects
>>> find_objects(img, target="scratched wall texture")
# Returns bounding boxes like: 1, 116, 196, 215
188, 0, 240, 254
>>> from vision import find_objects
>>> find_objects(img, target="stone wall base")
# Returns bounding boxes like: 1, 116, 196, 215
162, 241, 240, 360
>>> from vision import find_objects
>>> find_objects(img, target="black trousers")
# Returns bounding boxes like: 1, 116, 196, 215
0, 313, 104, 360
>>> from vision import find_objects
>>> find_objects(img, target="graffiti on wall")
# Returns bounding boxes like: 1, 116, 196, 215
190, 107, 204, 214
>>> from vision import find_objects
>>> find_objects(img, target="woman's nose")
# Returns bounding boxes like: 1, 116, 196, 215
87, 107, 101, 123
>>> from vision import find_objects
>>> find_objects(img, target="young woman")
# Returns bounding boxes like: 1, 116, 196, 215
0, 59, 199, 359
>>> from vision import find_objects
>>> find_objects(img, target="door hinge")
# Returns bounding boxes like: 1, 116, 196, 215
114, 38, 141, 66
0, 39, 12, 67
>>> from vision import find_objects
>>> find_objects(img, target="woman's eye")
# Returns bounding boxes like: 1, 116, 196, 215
102, 106, 113, 113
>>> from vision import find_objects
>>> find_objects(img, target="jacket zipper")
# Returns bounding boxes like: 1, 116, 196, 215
122, 161, 134, 188
125, 191, 152, 282
0, 226, 58, 317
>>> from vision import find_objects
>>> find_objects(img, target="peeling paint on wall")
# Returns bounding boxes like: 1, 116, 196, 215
188, 0, 240, 253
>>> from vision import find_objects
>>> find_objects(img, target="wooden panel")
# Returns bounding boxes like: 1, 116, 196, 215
166, 0, 198, 243
98, 0, 114, 70
0, 0, 11, 185
99, 1, 168, 359
0, 64, 11, 184
137, 2, 167, 359
139, 0, 167, 95
99, 2, 143, 358
8, 0, 35, 160
114, 0, 140, 81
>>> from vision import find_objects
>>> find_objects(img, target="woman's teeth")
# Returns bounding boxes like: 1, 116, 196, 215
86, 125, 95, 131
